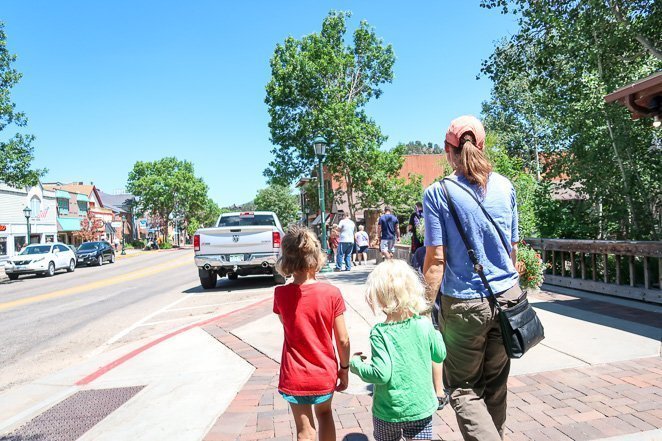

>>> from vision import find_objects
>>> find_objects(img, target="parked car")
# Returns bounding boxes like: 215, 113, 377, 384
194, 211, 285, 289
66, 244, 78, 265
4, 243, 77, 280
76, 241, 116, 266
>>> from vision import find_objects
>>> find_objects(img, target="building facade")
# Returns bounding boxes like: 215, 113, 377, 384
0, 182, 58, 261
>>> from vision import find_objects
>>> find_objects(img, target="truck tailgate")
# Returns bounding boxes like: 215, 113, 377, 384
199, 226, 275, 255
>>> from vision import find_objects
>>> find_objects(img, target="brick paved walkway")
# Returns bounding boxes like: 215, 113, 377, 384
202, 301, 662, 441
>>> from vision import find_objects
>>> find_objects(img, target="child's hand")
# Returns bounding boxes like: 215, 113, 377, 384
352, 351, 367, 362
336, 368, 349, 392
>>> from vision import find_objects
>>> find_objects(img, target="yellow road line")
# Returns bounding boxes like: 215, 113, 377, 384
0, 255, 193, 312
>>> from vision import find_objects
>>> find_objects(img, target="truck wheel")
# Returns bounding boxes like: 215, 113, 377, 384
199, 269, 217, 289
273, 272, 286, 285
228, 273, 238, 281
8, 274, 18, 280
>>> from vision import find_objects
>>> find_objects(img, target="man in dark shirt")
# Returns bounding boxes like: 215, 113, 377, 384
408, 202, 423, 253
377, 206, 400, 259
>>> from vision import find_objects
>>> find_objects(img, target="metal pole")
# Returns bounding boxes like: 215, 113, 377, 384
26, 217, 31, 244
121, 218, 126, 255
319, 157, 327, 254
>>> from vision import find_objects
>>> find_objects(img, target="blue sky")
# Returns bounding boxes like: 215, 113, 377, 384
2, 1, 516, 207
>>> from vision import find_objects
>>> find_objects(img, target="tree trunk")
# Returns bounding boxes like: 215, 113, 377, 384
610, 1, 662, 61
344, 170, 356, 220
593, 29, 640, 237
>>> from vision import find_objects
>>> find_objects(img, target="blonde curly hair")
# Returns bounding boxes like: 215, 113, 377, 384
276, 225, 327, 276
365, 259, 429, 315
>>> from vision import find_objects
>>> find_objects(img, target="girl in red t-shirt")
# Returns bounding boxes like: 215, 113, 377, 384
274, 226, 351, 441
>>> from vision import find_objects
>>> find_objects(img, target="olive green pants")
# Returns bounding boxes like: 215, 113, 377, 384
439, 285, 522, 441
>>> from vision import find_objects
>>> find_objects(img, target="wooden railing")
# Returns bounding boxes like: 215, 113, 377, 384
525, 239, 662, 304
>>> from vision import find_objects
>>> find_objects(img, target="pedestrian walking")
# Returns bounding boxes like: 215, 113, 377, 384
408, 202, 424, 253
423, 115, 523, 441
354, 225, 370, 265
336, 213, 355, 271
273, 226, 351, 441
113, 236, 120, 251
377, 206, 399, 259
350, 259, 446, 441
328, 225, 339, 265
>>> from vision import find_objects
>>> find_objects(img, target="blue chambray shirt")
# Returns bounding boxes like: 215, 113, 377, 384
423, 172, 520, 299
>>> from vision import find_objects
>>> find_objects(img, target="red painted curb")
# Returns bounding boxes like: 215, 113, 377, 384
75, 296, 272, 386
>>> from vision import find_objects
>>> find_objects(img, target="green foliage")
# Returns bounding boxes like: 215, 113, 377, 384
265, 10, 399, 219
160, 241, 173, 249
480, 0, 662, 239
126, 157, 208, 240
187, 198, 224, 235
129, 239, 145, 249
486, 135, 539, 238
254, 184, 300, 227
399, 141, 442, 155
516, 242, 546, 289
0, 22, 46, 187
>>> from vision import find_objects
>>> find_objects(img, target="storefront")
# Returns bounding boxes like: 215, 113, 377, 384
0, 183, 58, 261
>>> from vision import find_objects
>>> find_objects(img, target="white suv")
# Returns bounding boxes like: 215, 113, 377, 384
5, 243, 77, 280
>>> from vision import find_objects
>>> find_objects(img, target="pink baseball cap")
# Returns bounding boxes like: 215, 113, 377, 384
445, 115, 486, 150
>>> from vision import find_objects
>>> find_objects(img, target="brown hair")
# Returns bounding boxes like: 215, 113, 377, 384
450, 132, 492, 191
276, 225, 327, 276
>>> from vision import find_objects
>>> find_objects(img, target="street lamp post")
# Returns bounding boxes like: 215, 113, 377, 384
121, 215, 126, 255
23, 206, 32, 245
313, 136, 332, 272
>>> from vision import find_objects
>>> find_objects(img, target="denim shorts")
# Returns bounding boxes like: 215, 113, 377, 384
373, 415, 433, 441
279, 392, 333, 405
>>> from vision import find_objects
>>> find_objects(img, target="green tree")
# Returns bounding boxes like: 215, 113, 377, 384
187, 198, 224, 236
127, 157, 208, 242
481, 0, 662, 239
254, 185, 300, 227
0, 22, 45, 187
400, 141, 443, 155
264, 10, 399, 219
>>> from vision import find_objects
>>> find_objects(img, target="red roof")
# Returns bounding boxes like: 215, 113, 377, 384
399, 154, 448, 188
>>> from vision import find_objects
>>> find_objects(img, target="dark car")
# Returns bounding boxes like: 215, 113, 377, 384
76, 241, 116, 266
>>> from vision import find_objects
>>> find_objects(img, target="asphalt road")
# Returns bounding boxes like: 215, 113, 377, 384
0, 249, 277, 392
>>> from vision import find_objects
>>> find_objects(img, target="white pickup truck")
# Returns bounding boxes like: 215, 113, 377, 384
193, 211, 286, 289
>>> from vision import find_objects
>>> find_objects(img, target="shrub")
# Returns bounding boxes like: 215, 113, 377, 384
516, 241, 547, 290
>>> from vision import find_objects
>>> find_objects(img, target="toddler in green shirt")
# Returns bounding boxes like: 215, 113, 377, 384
350, 259, 446, 441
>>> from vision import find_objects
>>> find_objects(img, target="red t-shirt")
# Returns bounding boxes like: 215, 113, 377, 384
273, 282, 346, 395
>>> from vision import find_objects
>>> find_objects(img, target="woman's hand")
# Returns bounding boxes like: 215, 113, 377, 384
336, 368, 349, 391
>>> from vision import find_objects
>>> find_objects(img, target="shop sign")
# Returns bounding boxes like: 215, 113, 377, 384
0, 225, 6, 232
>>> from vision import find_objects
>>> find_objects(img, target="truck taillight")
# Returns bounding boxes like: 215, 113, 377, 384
272, 231, 281, 248
194, 234, 200, 251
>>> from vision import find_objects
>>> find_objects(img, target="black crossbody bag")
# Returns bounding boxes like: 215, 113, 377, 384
440, 178, 544, 359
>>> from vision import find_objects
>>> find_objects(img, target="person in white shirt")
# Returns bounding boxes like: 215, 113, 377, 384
336, 213, 356, 271
354, 225, 370, 265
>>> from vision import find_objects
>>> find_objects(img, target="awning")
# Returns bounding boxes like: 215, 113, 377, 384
55, 190, 71, 199
76, 194, 90, 202
105, 222, 115, 235
57, 217, 81, 232
311, 214, 332, 226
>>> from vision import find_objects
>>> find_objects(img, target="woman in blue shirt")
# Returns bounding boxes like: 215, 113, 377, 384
423, 115, 522, 441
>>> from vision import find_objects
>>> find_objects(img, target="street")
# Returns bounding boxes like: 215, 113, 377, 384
0, 248, 275, 393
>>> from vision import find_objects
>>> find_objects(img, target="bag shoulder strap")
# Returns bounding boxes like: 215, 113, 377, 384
440, 180, 502, 310
443, 178, 511, 255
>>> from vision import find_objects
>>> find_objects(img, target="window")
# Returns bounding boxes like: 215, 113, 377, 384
78, 201, 88, 215
55, 244, 68, 252
14, 236, 26, 252
30, 196, 41, 218
45, 235, 55, 243
0, 237, 7, 256
217, 214, 276, 227
58, 198, 69, 215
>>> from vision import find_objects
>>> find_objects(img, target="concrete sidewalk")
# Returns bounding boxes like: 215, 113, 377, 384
1, 263, 660, 441
202, 265, 662, 441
